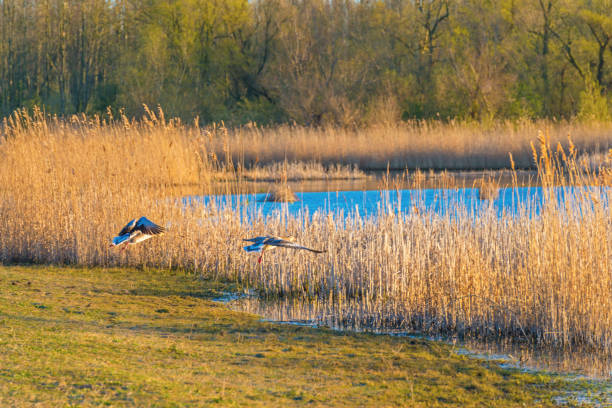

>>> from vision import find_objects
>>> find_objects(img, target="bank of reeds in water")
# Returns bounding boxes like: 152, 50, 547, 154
474, 177, 500, 200
0, 109, 610, 361
265, 184, 298, 203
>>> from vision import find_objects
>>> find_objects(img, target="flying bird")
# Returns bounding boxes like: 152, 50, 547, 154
110, 217, 165, 251
243, 236, 326, 264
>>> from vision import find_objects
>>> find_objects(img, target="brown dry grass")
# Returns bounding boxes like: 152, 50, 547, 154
0, 110, 610, 358
208, 120, 612, 170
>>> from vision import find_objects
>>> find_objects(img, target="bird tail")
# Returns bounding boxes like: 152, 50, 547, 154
294, 245, 326, 253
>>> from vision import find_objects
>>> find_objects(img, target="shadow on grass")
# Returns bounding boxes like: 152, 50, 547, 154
0, 301, 322, 339
126, 287, 222, 299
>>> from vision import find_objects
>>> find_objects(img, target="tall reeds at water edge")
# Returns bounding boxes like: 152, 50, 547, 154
209, 120, 612, 170
0, 109, 610, 355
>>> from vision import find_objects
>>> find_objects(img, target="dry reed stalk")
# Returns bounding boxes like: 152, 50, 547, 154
0, 111, 610, 356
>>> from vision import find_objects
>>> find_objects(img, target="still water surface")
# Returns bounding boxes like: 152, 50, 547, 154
185, 185, 608, 219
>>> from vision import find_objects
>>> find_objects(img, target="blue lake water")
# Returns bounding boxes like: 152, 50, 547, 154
183, 185, 608, 218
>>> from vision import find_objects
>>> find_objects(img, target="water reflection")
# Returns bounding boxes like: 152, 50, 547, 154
225, 295, 612, 380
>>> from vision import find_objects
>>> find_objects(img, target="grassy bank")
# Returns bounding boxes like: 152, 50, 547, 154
0, 265, 607, 407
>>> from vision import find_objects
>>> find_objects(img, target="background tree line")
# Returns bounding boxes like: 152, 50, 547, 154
1, 0, 611, 125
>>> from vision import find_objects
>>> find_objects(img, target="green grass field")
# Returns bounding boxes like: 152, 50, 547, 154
0, 266, 607, 407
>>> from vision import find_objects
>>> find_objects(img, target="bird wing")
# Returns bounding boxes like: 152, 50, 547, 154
243, 243, 265, 252
266, 238, 325, 253
117, 219, 136, 236
134, 217, 165, 236
112, 234, 131, 246
243, 236, 269, 244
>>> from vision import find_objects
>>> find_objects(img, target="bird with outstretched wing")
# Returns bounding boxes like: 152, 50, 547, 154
243, 235, 325, 264
110, 217, 165, 252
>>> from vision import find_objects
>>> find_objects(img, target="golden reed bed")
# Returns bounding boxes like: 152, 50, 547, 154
209, 118, 612, 170
0, 109, 610, 357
